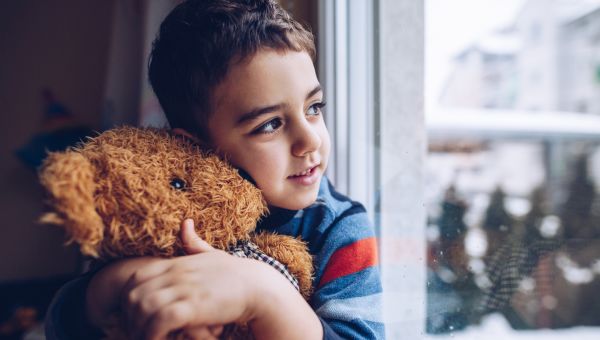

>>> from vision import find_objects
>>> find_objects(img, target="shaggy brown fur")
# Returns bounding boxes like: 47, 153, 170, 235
39, 126, 313, 339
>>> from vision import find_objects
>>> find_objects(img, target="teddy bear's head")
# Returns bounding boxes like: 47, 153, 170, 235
39, 127, 267, 259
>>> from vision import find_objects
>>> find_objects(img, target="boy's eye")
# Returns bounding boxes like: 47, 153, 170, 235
253, 117, 283, 135
307, 102, 326, 116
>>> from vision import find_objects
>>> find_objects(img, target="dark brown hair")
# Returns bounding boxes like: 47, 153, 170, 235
148, 0, 316, 142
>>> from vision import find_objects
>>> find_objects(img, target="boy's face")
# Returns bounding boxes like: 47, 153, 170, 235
208, 49, 330, 210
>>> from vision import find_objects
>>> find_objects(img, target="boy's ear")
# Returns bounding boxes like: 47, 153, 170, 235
39, 150, 104, 257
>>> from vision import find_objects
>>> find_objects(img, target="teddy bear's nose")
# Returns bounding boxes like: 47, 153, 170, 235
170, 178, 187, 190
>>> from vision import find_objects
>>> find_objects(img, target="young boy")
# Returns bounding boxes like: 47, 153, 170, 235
45, 0, 383, 339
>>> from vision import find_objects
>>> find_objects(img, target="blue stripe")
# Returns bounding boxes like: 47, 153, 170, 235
314, 266, 382, 303
324, 318, 385, 340
316, 293, 384, 323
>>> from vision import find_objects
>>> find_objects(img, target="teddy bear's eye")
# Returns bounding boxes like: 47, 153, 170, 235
170, 178, 186, 190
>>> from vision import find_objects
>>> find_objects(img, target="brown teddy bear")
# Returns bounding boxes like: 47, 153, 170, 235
39, 126, 313, 339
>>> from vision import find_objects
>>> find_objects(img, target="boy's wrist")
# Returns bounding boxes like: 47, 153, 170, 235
242, 258, 289, 321
240, 258, 275, 322
243, 259, 322, 340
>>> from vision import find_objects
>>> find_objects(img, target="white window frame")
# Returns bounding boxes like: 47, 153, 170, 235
319, 0, 377, 219
319, 0, 426, 339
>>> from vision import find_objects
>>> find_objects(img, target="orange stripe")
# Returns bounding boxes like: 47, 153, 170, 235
317, 237, 379, 288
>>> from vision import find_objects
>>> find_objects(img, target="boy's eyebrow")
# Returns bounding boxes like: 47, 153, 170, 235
236, 104, 285, 126
305, 84, 322, 101
236, 84, 323, 126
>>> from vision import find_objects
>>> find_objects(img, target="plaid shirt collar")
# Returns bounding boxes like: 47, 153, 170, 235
228, 240, 300, 292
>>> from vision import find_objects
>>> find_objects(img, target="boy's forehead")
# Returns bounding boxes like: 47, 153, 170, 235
212, 49, 320, 114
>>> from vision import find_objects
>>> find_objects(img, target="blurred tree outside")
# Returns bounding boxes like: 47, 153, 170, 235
560, 154, 600, 240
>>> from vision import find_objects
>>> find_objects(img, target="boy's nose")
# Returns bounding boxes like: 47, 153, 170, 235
291, 120, 321, 157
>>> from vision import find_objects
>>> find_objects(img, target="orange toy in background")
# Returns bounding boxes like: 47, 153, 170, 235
38, 126, 313, 339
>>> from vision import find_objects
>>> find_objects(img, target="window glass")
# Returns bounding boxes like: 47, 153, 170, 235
426, 0, 600, 337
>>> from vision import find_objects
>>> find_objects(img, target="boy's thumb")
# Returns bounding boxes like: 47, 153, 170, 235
181, 219, 214, 254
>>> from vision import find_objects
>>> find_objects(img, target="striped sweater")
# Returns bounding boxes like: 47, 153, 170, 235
256, 177, 384, 339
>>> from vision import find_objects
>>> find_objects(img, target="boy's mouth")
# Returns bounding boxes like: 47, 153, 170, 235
288, 164, 319, 178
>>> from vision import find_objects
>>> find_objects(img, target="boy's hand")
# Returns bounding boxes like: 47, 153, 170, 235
86, 256, 164, 331
120, 219, 322, 340
176, 219, 224, 340
85, 220, 225, 339
121, 219, 255, 340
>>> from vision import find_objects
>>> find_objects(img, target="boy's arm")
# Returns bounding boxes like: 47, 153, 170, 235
44, 258, 162, 340
244, 258, 324, 340
310, 204, 385, 339
120, 220, 323, 340
86, 257, 165, 328
45, 221, 323, 340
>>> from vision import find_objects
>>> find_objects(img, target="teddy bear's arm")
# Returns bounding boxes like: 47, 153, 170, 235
250, 232, 314, 299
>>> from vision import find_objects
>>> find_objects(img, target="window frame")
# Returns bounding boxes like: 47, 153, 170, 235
318, 0, 427, 338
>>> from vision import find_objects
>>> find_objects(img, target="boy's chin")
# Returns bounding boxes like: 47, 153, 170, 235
269, 191, 319, 211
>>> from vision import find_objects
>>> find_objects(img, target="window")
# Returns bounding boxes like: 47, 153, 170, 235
320, 0, 426, 338
325, 0, 600, 338
425, 0, 600, 338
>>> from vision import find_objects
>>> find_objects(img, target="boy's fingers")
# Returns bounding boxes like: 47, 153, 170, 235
181, 219, 214, 254
127, 283, 188, 338
120, 260, 171, 312
145, 301, 196, 340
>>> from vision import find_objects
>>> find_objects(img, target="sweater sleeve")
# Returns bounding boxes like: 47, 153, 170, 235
45, 270, 105, 340
320, 316, 345, 340
310, 204, 385, 339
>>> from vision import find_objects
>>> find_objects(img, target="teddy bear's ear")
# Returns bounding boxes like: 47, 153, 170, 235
39, 150, 104, 258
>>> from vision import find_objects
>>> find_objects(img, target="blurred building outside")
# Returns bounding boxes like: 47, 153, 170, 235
428, 0, 600, 231
426, 0, 600, 335
440, 0, 600, 112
